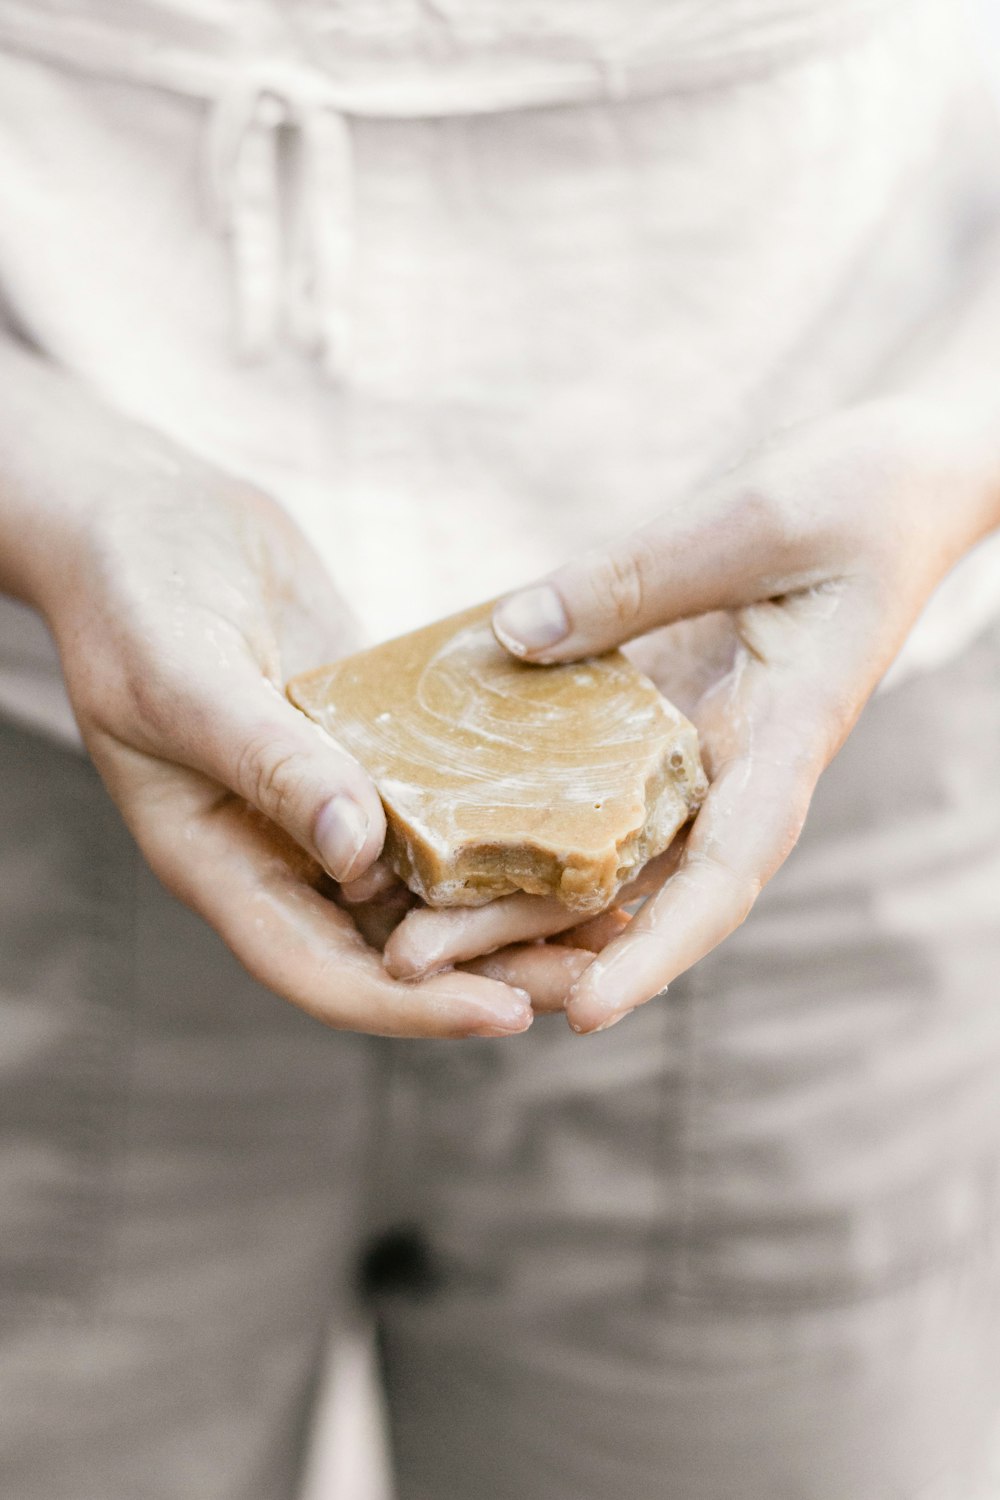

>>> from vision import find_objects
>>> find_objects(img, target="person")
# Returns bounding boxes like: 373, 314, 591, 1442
1, 0, 999, 1495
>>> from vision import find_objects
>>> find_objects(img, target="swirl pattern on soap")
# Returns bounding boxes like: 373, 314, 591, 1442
288, 602, 704, 873
407, 624, 678, 806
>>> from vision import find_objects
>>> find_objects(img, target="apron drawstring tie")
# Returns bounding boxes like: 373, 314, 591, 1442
205, 71, 355, 378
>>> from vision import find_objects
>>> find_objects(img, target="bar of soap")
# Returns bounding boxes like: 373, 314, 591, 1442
287, 602, 708, 914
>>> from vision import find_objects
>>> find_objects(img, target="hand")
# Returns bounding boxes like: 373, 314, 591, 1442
9, 386, 533, 1038
389, 397, 999, 1032
350, 857, 628, 1012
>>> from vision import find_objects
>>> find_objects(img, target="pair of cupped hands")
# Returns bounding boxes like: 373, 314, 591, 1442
37, 388, 993, 1040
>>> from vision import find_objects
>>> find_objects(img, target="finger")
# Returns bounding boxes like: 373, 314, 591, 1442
460, 944, 594, 1014
384, 891, 588, 980
569, 646, 856, 1037
119, 757, 533, 1039
383, 850, 672, 980
215, 684, 387, 884
613, 840, 687, 904
339, 857, 401, 905
333, 882, 417, 953
113, 654, 388, 885
564, 734, 818, 1033
553, 906, 631, 953
491, 478, 834, 663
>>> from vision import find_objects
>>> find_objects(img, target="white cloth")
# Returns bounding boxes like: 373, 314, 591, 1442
0, 0, 999, 746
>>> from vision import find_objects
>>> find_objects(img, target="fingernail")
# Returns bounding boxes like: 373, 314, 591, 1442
315, 794, 370, 882
593, 1007, 634, 1033
340, 861, 395, 905
493, 587, 569, 657
472, 1014, 534, 1038
467, 987, 533, 1037
568, 1002, 632, 1035
567, 955, 666, 1032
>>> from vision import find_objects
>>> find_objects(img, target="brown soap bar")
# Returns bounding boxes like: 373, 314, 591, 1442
287, 602, 708, 914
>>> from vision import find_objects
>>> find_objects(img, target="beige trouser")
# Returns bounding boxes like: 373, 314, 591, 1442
1, 620, 999, 1500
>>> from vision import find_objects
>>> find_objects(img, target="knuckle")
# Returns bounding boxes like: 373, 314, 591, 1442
783, 763, 822, 857
78, 653, 196, 754
729, 482, 793, 556
688, 848, 761, 927
590, 539, 654, 629
732, 481, 783, 528
235, 732, 306, 826
729, 869, 763, 927
729, 469, 847, 584
124, 658, 188, 735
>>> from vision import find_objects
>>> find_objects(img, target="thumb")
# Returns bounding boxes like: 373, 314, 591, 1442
212, 686, 386, 884
492, 483, 814, 661
105, 661, 388, 885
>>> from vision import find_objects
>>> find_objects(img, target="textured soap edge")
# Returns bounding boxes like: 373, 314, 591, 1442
384, 726, 709, 915
286, 640, 711, 914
